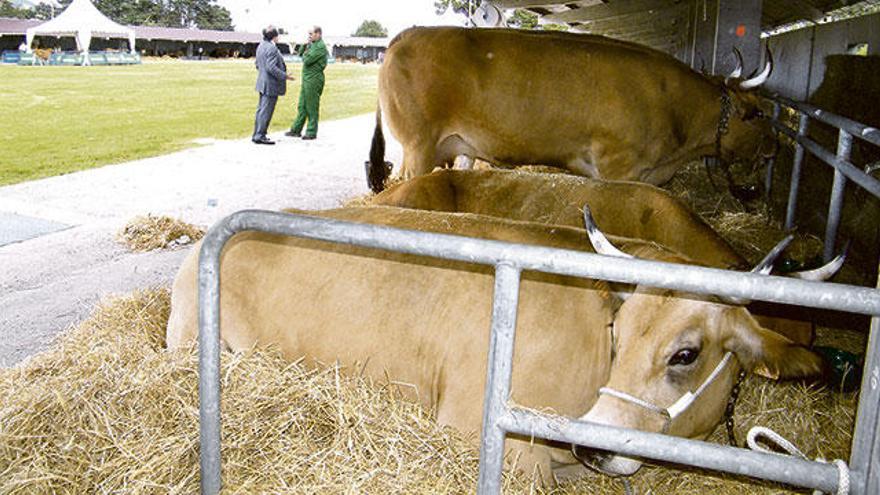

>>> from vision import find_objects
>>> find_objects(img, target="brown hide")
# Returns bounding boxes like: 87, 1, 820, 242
377, 27, 771, 186
373, 169, 745, 269
371, 170, 813, 345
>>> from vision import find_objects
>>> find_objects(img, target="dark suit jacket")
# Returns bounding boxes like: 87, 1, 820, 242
255, 40, 287, 97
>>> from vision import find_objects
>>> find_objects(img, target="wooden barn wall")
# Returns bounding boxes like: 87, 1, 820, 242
763, 12, 880, 101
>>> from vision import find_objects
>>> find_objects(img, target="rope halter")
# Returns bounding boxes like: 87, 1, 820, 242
598, 352, 735, 434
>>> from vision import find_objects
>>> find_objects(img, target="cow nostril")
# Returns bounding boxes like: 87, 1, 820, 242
572, 444, 611, 467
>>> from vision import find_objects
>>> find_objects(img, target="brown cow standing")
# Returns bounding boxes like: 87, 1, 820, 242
366, 27, 774, 192
372, 169, 744, 269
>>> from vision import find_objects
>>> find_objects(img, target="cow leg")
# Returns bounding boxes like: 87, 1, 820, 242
438, 134, 481, 171
401, 142, 439, 179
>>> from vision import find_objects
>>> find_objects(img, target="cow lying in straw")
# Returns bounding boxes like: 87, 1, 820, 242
166, 206, 831, 483
371, 169, 743, 269
371, 169, 822, 345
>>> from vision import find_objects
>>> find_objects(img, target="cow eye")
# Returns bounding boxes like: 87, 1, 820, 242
668, 348, 700, 366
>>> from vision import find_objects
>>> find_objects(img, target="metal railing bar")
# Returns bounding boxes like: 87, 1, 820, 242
774, 95, 880, 148
197, 218, 236, 495
477, 264, 522, 494
783, 113, 810, 230
205, 211, 880, 315
824, 130, 854, 261
850, 265, 880, 494
771, 120, 880, 199
497, 407, 853, 494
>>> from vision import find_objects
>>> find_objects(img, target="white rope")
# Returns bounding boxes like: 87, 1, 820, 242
597, 387, 668, 416
598, 352, 734, 421
746, 426, 850, 495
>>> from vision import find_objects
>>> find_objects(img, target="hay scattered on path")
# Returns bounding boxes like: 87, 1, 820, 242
118, 215, 205, 252
0, 290, 861, 494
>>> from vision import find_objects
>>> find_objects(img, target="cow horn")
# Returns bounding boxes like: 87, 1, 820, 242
583, 205, 635, 301
720, 235, 793, 305
790, 240, 850, 281
726, 47, 744, 80
740, 46, 773, 90
751, 234, 794, 275
583, 206, 632, 259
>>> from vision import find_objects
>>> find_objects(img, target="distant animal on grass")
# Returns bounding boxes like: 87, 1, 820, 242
166, 205, 827, 483
366, 26, 775, 192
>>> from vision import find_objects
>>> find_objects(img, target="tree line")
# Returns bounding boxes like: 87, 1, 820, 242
0, 0, 233, 31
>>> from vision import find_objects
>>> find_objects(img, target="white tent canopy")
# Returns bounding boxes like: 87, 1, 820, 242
26, 0, 135, 65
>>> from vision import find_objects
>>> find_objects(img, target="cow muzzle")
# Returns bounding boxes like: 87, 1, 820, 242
571, 445, 643, 476
572, 352, 735, 476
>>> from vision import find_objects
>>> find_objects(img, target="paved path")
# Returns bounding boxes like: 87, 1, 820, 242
0, 114, 402, 367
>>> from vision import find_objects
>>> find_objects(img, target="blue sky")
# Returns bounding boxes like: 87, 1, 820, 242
216, 0, 465, 37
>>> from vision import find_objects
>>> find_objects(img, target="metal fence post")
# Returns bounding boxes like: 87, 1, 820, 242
850, 261, 880, 495
823, 130, 853, 261
785, 113, 810, 231
197, 218, 238, 495
477, 263, 522, 494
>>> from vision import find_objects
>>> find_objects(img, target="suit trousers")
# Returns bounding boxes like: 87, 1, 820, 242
253, 93, 278, 140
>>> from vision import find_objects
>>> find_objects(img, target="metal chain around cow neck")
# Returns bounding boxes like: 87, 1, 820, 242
725, 369, 748, 446
705, 85, 735, 192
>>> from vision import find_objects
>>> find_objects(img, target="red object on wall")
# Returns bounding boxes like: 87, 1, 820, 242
736, 24, 747, 37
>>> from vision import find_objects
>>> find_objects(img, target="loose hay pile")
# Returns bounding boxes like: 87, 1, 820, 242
118, 215, 205, 252
666, 161, 825, 267
0, 290, 861, 494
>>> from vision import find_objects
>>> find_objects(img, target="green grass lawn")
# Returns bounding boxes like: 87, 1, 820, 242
0, 60, 379, 186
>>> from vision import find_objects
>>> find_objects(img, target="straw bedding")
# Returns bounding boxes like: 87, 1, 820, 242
0, 286, 861, 494
118, 215, 205, 252
2, 161, 865, 493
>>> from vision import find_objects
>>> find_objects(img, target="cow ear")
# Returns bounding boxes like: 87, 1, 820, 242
724, 308, 825, 380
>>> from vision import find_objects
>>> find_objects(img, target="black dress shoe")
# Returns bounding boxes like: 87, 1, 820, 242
284, 130, 301, 137
301, 135, 317, 140
252, 137, 275, 145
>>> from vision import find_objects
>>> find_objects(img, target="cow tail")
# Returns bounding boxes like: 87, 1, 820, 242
366, 104, 391, 193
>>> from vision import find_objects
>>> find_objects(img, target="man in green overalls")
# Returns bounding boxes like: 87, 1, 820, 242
286, 26, 328, 140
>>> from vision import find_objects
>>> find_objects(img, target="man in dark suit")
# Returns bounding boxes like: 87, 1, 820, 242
253, 25, 293, 145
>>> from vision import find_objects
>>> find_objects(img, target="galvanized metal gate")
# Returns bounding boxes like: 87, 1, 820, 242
195, 208, 880, 494
195, 92, 880, 495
